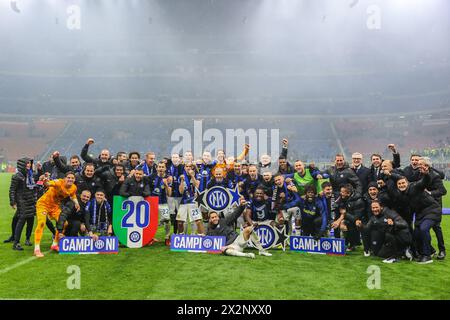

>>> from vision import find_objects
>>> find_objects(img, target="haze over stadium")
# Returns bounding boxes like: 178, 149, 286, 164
1, 0, 449, 170
1, 0, 450, 302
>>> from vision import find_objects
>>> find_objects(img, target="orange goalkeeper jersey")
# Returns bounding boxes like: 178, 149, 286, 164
37, 179, 77, 208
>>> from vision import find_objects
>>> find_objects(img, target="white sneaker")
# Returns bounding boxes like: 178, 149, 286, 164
364, 251, 371, 257
247, 253, 256, 259
382, 257, 398, 264
405, 248, 413, 261
259, 250, 272, 257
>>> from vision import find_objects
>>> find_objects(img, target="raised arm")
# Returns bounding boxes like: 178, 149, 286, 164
81, 138, 96, 163
53, 151, 70, 174
280, 138, 288, 158
236, 144, 250, 161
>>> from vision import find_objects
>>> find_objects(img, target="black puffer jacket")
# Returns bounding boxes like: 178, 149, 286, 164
119, 176, 151, 197
95, 166, 125, 201
9, 157, 38, 218
325, 164, 363, 198
364, 207, 409, 233
394, 174, 442, 225
81, 144, 112, 170
75, 172, 103, 195
337, 192, 366, 222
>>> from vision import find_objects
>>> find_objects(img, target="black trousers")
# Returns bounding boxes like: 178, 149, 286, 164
342, 213, 361, 247
414, 219, 437, 257
362, 228, 411, 258
301, 217, 322, 237
13, 213, 34, 243
65, 220, 82, 237
171, 214, 178, 234
432, 223, 445, 252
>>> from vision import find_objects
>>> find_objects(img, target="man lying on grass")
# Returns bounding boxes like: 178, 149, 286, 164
206, 196, 272, 259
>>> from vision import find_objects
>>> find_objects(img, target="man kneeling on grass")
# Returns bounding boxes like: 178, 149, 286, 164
206, 197, 272, 259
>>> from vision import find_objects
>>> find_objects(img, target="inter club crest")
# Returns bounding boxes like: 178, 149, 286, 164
196, 186, 241, 213
247, 221, 289, 251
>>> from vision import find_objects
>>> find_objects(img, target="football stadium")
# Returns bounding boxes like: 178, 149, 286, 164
0, 0, 449, 302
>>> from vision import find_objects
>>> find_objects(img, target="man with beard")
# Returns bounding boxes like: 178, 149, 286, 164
81, 138, 112, 170
196, 151, 217, 193
277, 139, 294, 174
272, 174, 300, 234
207, 197, 271, 258
285, 160, 325, 196
369, 144, 400, 183
86, 189, 113, 236
9, 158, 39, 251
395, 167, 442, 264
418, 157, 447, 260
361, 201, 411, 263
116, 152, 128, 166
244, 188, 275, 227
318, 181, 339, 238
42, 154, 66, 180
297, 185, 328, 240
260, 170, 275, 198
177, 163, 205, 235
332, 184, 366, 251
212, 144, 249, 176
362, 182, 382, 220
127, 151, 142, 175
75, 163, 102, 195
323, 154, 362, 199
395, 155, 445, 259
96, 164, 126, 204
242, 164, 263, 200
149, 161, 173, 246
57, 189, 97, 239
206, 167, 232, 189
278, 156, 294, 175
227, 162, 247, 189
53, 152, 83, 175
165, 153, 184, 235
120, 167, 151, 198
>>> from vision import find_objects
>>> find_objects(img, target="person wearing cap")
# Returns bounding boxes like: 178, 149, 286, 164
351, 152, 371, 195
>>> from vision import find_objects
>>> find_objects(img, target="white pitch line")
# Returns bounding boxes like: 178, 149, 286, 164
0, 251, 51, 275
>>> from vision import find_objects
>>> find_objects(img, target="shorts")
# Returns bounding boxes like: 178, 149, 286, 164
159, 204, 171, 222
276, 207, 300, 224
176, 203, 202, 222
167, 197, 181, 214
228, 233, 248, 253
36, 203, 61, 221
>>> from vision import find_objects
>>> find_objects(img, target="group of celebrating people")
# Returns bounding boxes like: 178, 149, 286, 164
5, 137, 447, 263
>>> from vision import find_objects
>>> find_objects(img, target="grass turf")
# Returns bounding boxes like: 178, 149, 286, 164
443, 181, 450, 208
0, 173, 449, 300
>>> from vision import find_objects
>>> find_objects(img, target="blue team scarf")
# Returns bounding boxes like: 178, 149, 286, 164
169, 164, 179, 177
153, 175, 167, 202
182, 170, 196, 200
26, 169, 36, 189
51, 166, 59, 180
142, 162, 154, 176
74, 166, 82, 175
88, 200, 112, 232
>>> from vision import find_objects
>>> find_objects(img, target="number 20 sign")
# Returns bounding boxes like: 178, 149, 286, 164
113, 196, 159, 248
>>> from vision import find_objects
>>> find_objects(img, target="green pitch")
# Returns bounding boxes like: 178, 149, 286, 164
0, 173, 449, 300
443, 181, 450, 209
